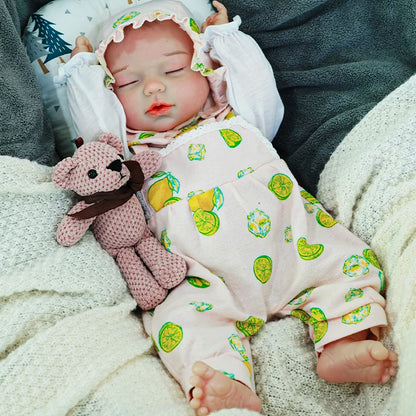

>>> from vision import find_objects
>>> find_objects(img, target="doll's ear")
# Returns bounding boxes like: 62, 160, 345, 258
131, 150, 162, 179
97, 132, 124, 154
52, 157, 77, 189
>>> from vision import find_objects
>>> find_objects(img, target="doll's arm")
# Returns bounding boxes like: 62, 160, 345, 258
203, 16, 284, 141
55, 51, 129, 157
56, 201, 95, 246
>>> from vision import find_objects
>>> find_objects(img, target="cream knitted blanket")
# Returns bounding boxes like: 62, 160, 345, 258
2, 71, 414, 414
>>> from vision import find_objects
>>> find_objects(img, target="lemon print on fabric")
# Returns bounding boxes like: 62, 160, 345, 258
343, 255, 370, 278
189, 301, 213, 312
112, 11, 140, 28
253, 255, 273, 284
188, 143, 206, 161
219, 129, 242, 148
304, 202, 316, 214
148, 171, 181, 211
289, 287, 316, 306
187, 276, 211, 288
160, 229, 171, 251
363, 248, 382, 269
316, 209, 337, 228
342, 304, 371, 325
188, 188, 224, 236
291, 307, 328, 343
158, 322, 183, 353
247, 209, 271, 238
228, 334, 252, 375
284, 226, 293, 243
297, 237, 324, 261
236, 316, 264, 337
268, 173, 293, 200
237, 167, 254, 178
345, 288, 364, 302
300, 190, 320, 204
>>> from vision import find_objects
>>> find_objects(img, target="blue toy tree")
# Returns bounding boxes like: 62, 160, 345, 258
31, 14, 72, 64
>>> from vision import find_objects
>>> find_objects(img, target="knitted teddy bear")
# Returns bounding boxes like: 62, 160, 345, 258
52, 132, 187, 310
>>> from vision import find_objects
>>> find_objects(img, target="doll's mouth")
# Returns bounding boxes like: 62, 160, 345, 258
146, 102, 172, 117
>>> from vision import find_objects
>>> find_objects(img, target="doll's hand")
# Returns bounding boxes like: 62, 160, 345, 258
71, 35, 93, 57
202, 1, 229, 32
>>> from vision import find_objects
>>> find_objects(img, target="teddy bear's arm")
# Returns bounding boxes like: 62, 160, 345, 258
130, 150, 162, 179
57, 201, 95, 246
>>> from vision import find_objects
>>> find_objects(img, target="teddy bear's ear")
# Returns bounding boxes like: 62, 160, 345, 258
52, 157, 78, 189
131, 150, 162, 179
97, 132, 124, 154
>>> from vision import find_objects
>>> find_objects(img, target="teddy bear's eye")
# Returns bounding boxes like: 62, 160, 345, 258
88, 169, 98, 179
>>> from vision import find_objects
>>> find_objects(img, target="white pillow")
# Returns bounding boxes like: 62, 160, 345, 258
24, 0, 214, 158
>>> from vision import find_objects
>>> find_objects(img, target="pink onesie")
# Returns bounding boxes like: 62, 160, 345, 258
141, 116, 387, 395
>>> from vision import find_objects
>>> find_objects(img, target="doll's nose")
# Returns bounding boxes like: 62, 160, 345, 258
143, 78, 165, 96
107, 159, 122, 172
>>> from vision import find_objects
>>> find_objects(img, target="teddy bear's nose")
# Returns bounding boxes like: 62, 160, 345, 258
107, 159, 122, 172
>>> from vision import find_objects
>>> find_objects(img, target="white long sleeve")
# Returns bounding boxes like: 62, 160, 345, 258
203, 16, 284, 141
55, 52, 130, 157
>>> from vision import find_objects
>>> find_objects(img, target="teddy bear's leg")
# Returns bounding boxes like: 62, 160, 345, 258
115, 246, 168, 310
136, 228, 187, 290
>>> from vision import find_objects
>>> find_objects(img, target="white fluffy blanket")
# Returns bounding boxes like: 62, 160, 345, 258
1, 75, 415, 415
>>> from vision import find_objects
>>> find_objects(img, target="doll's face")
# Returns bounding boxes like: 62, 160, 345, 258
105, 20, 210, 132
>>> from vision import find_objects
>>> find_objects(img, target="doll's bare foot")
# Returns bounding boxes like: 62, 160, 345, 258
71, 35, 93, 57
189, 362, 261, 415
317, 335, 398, 383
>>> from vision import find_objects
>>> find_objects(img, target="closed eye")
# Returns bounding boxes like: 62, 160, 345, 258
166, 67, 185, 75
118, 80, 139, 89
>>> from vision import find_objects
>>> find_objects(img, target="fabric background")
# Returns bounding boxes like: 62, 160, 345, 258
218, 0, 416, 194
0, 0, 58, 165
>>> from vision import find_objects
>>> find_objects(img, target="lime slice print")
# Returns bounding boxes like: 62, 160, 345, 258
112, 11, 140, 28
284, 226, 293, 243
378, 271, 385, 293
253, 255, 273, 284
300, 190, 320, 204
345, 288, 364, 302
160, 229, 171, 251
291, 308, 311, 323
316, 209, 337, 228
158, 322, 183, 353
188, 143, 206, 161
193, 208, 220, 236
237, 167, 254, 178
289, 287, 315, 306
342, 304, 371, 325
189, 301, 213, 312
163, 196, 181, 206
343, 255, 369, 277
247, 209, 271, 238
219, 129, 242, 148
268, 173, 293, 200
297, 237, 324, 261
236, 316, 264, 337
310, 307, 328, 343
228, 334, 252, 375
187, 276, 210, 288
363, 248, 381, 269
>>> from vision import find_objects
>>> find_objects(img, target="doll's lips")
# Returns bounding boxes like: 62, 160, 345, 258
146, 102, 172, 117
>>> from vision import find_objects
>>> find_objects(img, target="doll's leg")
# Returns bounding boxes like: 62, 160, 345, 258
135, 227, 187, 289
116, 246, 167, 310
143, 264, 261, 414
